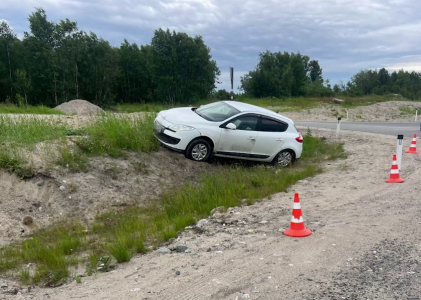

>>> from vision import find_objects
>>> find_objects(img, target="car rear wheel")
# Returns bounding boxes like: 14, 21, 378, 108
186, 139, 212, 162
273, 150, 294, 167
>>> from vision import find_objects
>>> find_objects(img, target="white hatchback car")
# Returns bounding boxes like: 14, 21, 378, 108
153, 100, 303, 166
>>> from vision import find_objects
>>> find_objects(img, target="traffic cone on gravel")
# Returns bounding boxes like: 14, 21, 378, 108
283, 193, 312, 237
385, 154, 404, 183
406, 134, 419, 154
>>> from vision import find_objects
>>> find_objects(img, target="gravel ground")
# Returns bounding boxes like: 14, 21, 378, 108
1, 126, 420, 300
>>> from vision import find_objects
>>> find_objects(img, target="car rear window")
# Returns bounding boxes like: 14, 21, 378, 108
259, 118, 288, 132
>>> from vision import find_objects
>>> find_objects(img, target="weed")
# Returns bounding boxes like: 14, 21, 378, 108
68, 182, 77, 193
97, 255, 112, 272
20, 269, 31, 285
75, 275, 82, 283
107, 237, 131, 263
56, 146, 89, 173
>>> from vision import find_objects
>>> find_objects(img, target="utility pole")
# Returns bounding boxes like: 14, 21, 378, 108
230, 67, 234, 100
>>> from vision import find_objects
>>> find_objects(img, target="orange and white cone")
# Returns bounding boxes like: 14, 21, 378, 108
385, 154, 404, 183
283, 193, 312, 237
406, 134, 419, 154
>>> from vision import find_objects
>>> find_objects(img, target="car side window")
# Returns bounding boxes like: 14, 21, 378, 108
259, 118, 288, 132
232, 116, 259, 131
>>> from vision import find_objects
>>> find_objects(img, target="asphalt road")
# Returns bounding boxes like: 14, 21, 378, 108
295, 121, 421, 139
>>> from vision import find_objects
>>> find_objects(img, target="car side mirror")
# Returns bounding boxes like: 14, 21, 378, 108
225, 123, 237, 130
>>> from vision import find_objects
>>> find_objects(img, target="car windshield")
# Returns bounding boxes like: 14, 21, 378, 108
195, 102, 240, 122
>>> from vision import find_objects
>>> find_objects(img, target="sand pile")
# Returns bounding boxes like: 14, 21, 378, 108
55, 99, 104, 115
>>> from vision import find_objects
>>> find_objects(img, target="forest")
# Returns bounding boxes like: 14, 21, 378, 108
1, 8, 420, 108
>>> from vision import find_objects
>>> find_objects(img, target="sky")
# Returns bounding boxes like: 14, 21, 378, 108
2, 0, 421, 92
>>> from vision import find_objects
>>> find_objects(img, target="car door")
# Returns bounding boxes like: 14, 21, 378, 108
216, 115, 259, 158
251, 117, 288, 159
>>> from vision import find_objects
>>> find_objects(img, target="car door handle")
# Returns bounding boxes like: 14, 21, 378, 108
248, 137, 255, 140
276, 138, 284, 141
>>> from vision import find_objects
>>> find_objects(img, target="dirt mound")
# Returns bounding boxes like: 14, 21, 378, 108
55, 99, 104, 115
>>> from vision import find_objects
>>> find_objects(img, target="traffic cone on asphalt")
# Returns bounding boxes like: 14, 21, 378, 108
385, 154, 404, 183
283, 193, 312, 237
406, 134, 419, 154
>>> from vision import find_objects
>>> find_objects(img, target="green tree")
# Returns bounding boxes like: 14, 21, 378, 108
151, 28, 220, 104
240, 51, 325, 98
308, 60, 322, 82
0, 21, 21, 102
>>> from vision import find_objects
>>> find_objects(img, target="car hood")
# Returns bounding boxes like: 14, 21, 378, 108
159, 107, 209, 125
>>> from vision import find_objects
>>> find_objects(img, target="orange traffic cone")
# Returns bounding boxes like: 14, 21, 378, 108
385, 154, 404, 183
283, 193, 312, 237
406, 134, 419, 154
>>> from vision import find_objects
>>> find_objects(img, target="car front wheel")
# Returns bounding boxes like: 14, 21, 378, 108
185, 139, 212, 162
274, 150, 294, 167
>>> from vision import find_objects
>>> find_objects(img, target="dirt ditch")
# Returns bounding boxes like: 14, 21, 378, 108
0, 148, 217, 246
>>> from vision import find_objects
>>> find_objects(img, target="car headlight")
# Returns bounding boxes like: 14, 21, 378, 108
169, 124, 196, 131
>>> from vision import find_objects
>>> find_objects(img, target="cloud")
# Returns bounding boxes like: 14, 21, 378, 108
2, 0, 421, 91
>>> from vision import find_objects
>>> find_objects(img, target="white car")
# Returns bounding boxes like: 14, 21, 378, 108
153, 100, 303, 166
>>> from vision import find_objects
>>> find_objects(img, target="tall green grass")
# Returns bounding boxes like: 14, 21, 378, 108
77, 113, 160, 157
0, 115, 70, 176
0, 132, 345, 286
0, 115, 68, 146
0, 104, 64, 114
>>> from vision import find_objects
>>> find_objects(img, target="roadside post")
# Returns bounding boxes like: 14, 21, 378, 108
415, 108, 418, 122
346, 109, 349, 121
397, 134, 404, 171
336, 117, 341, 138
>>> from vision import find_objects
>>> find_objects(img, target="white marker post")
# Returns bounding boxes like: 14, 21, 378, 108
415, 108, 418, 122
336, 117, 341, 138
346, 109, 349, 121
396, 134, 404, 171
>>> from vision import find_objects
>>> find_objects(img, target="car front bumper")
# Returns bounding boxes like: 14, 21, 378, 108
153, 116, 200, 151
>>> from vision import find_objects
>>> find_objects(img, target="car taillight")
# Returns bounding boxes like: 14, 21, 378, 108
295, 134, 303, 143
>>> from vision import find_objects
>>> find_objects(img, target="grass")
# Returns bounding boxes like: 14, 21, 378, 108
55, 146, 89, 173
0, 115, 68, 146
0, 104, 64, 114
0, 150, 34, 178
107, 94, 414, 114
0, 112, 161, 176
0, 130, 346, 286
76, 113, 160, 158
399, 106, 417, 116
0, 115, 70, 176
109, 103, 173, 113
339, 94, 409, 108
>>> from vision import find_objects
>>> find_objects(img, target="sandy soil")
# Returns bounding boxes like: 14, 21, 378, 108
1, 101, 421, 299
280, 100, 421, 123
0, 148, 218, 247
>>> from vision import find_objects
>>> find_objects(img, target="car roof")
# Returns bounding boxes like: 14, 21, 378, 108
223, 100, 293, 123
